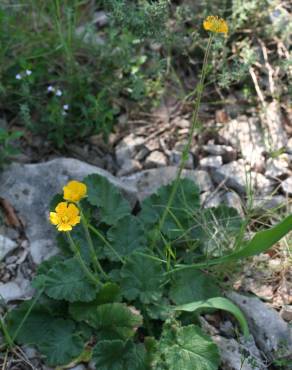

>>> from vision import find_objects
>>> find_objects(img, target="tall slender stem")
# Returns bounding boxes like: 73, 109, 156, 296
78, 205, 108, 278
151, 34, 214, 249
0, 316, 14, 350
11, 288, 44, 343
66, 232, 102, 286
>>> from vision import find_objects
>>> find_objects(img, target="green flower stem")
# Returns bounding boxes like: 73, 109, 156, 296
78, 205, 108, 278
66, 232, 102, 286
88, 224, 125, 264
0, 316, 14, 350
11, 287, 44, 343
151, 34, 214, 249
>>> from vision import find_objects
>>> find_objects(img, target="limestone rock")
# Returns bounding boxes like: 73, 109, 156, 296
212, 335, 267, 370
212, 160, 275, 195
200, 156, 222, 169
219, 116, 265, 168
145, 150, 167, 168
0, 275, 33, 302
115, 134, 145, 166
203, 143, 236, 162
253, 195, 286, 211
262, 101, 288, 152
123, 167, 213, 200
201, 191, 222, 208
265, 155, 289, 179
281, 177, 292, 195
169, 150, 193, 169
116, 159, 142, 176
0, 235, 17, 260
222, 191, 244, 217
227, 292, 292, 360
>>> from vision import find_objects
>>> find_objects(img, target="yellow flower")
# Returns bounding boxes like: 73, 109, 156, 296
50, 202, 80, 232
63, 180, 87, 203
203, 16, 228, 34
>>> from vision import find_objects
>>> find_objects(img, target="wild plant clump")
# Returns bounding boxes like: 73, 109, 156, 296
2, 174, 291, 368
1, 7, 291, 369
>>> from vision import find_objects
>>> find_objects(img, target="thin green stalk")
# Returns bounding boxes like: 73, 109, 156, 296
11, 288, 44, 343
66, 232, 102, 286
88, 224, 125, 264
79, 205, 108, 278
151, 34, 214, 250
0, 316, 14, 350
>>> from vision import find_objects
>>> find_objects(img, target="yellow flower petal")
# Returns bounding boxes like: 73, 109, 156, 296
63, 180, 87, 202
55, 202, 68, 214
58, 223, 73, 232
68, 203, 80, 217
203, 16, 228, 34
49, 212, 59, 225
71, 215, 81, 226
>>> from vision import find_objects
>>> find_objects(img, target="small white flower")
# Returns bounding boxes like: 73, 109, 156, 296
63, 104, 69, 111
26, 69, 32, 76
16, 74, 22, 80
55, 89, 62, 97
47, 85, 55, 92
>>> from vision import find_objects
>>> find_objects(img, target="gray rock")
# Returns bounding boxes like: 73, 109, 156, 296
280, 305, 292, 322
262, 101, 288, 152
219, 116, 266, 168
265, 155, 289, 178
223, 191, 244, 217
135, 147, 150, 161
281, 177, 292, 195
203, 143, 236, 162
172, 117, 190, 129
253, 195, 286, 211
287, 137, 292, 155
116, 159, 142, 176
22, 346, 38, 359
145, 150, 167, 168
227, 292, 292, 360
123, 167, 213, 200
0, 276, 33, 302
0, 235, 17, 260
115, 134, 145, 166
201, 191, 222, 208
200, 156, 222, 169
70, 365, 86, 370
0, 158, 137, 264
212, 160, 275, 195
212, 335, 267, 370
169, 150, 194, 169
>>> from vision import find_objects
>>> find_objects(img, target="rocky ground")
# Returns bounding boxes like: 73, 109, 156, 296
0, 98, 291, 369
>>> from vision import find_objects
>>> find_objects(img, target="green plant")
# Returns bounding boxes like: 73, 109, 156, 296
0, 127, 22, 168
0, 0, 171, 148
1, 174, 291, 368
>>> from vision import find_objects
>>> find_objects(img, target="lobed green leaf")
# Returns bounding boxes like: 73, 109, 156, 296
169, 270, 220, 305
92, 339, 149, 370
84, 174, 131, 225
120, 253, 165, 304
106, 216, 147, 261
39, 257, 99, 302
